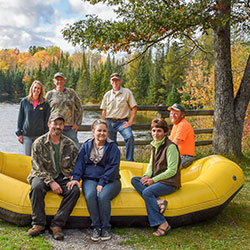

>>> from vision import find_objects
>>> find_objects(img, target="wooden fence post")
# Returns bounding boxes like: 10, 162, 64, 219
157, 104, 169, 119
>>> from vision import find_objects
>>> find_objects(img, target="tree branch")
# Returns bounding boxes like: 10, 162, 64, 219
183, 33, 213, 56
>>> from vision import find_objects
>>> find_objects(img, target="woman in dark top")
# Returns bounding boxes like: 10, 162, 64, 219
16, 80, 50, 155
67, 119, 121, 241
131, 118, 181, 236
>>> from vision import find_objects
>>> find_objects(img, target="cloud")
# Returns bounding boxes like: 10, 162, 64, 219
0, 0, 117, 53
68, 0, 116, 20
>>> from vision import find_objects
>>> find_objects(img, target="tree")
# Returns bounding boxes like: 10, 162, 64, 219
135, 55, 150, 104
63, 0, 250, 157
161, 42, 187, 102
147, 47, 166, 105
76, 51, 90, 101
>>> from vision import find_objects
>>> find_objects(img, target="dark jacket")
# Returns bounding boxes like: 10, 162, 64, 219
72, 138, 120, 187
152, 137, 181, 188
16, 97, 50, 137
27, 133, 79, 185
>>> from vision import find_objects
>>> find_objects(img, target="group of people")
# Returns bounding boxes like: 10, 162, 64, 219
16, 71, 195, 241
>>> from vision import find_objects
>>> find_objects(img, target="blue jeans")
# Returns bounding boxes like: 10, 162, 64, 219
106, 118, 134, 161
181, 155, 194, 167
131, 177, 177, 227
23, 136, 39, 156
63, 128, 80, 148
82, 179, 121, 231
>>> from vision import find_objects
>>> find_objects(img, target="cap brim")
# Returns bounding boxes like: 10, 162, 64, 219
168, 107, 182, 112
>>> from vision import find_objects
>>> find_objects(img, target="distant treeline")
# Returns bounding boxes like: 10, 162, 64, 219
0, 32, 249, 109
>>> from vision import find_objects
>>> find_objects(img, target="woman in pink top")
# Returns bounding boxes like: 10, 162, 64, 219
16, 80, 50, 155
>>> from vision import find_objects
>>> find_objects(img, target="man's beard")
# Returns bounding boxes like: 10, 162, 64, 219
52, 128, 62, 136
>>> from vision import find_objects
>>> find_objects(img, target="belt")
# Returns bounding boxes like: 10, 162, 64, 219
107, 118, 128, 122
63, 126, 73, 131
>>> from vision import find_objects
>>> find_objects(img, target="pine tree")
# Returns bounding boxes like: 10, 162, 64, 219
135, 55, 150, 104
147, 47, 165, 104
100, 55, 112, 96
88, 66, 101, 103
161, 42, 187, 104
75, 51, 90, 102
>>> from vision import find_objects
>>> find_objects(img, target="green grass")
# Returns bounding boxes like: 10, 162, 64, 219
0, 220, 52, 250
113, 152, 250, 250
0, 152, 249, 249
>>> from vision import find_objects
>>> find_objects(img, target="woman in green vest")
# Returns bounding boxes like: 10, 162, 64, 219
131, 118, 181, 236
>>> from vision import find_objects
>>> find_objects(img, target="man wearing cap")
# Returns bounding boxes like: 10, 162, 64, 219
46, 72, 83, 148
168, 103, 195, 167
100, 73, 137, 161
27, 112, 80, 240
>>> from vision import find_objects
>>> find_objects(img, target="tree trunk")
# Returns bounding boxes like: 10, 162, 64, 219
234, 55, 250, 154
212, 0, 250, 156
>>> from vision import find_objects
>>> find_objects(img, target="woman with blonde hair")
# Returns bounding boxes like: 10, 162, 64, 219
16, 80, 50, 155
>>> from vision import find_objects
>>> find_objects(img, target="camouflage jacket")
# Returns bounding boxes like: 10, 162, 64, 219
46, 88, 83, 127
27, 132, 79, 185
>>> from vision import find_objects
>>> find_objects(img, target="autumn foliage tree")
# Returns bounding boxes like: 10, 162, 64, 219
63, 0, 250, 157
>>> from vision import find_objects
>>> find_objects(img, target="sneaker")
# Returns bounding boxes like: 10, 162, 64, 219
50, 226, 64, 241
101, 230, 111, 241
27, 225, 45, 237
91, 228, 101, 241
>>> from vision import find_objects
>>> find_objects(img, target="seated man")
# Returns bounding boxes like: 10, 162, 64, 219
27, 112, 80, 241
168, 103, 195, 167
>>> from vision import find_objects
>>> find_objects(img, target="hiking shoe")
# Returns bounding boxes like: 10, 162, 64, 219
101, 230, 111, 241
50, 226, 64, 241
27, 225, 45, 236
91, 228, 101, 241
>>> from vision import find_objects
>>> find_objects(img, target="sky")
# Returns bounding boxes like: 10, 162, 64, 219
0, 0, 116, 54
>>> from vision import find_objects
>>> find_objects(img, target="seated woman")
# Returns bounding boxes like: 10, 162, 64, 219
131, 118, 181, 236
67, 119, 121, 241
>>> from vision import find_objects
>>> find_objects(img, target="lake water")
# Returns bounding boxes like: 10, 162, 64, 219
0, 102, 151, 155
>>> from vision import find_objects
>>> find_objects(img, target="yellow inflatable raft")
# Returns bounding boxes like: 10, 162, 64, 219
0, 152, 244, 228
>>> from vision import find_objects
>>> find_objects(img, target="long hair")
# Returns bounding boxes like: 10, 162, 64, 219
27, 80, 46, 104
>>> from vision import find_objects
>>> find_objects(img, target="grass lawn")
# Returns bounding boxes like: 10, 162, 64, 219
0, 154, 249, 250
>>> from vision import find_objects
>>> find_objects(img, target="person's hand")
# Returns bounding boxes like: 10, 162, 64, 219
49, 181, 62, 194
18, 135, 23, 144
122, 121, 132, 128
140, 176, 150, 185
96, 185, 103, 197
141, 177, 154, 186
72, 125, 79, 131
67, 180, 80, 190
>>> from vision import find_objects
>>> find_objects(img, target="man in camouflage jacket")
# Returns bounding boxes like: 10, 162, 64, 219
46, 72, 83, 148
27, 112, 80, 241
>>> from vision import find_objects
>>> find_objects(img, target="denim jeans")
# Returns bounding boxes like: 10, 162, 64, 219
106, 118, 134, 161
82, 179, 121, 231
23, 136, 39, 156
131, 177, 177, 227
29, 175, 80, 227
63, 128, 80, 148
181, 155, 194, 167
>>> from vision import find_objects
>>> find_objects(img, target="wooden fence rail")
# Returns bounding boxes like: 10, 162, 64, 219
79, 105, 214, 147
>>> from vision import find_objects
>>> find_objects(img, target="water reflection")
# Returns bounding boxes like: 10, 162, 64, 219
0, 103, 152, 155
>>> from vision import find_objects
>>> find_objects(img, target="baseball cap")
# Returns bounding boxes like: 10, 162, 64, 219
49, 112, 65, 122
54, 72, 66, 80
168, 103, 185, 113
110, 73, 121, 80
